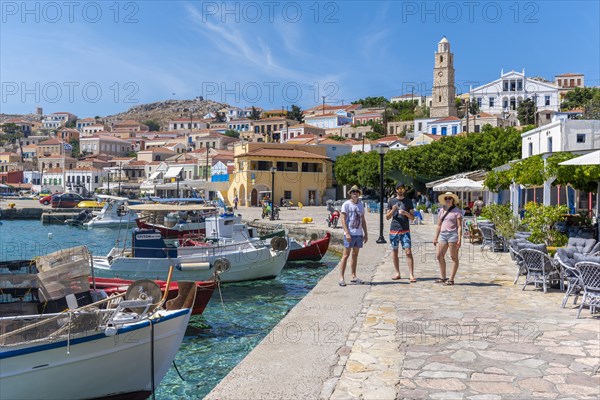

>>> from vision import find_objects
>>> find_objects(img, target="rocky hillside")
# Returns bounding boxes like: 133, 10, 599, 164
104, 99, 230, 129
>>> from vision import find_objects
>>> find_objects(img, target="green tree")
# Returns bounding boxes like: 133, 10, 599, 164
224, 129, 240, 138
288, 105, 304, 123
65, 120, 76, 128
522, 202, 568, 246
69, 139, 80, 157
329, 135, 346, 142
517, 98, 536, 125
468, 99, 480, 116
249, 106, 261, 120
561, 87, 600, 110
142, 120, 161, 131
366, 120, 385, 136
352, 96, 388, 107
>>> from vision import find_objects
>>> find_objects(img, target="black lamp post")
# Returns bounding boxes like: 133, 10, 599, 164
375, 144, 389, 244
270, 166, 277, 220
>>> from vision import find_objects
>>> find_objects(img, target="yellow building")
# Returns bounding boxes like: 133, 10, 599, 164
228, 143, 332, 207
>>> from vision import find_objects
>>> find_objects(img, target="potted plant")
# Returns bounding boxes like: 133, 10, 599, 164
522, 202, 568, 247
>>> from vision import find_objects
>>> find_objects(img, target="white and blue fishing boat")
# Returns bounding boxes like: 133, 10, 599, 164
0, 247, 197, 400
93, 214, 289, 283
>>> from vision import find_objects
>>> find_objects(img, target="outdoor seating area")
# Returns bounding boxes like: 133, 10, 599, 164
505, 233, 600, 318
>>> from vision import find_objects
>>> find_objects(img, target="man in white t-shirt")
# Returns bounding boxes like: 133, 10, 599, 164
339, 185, 368, 286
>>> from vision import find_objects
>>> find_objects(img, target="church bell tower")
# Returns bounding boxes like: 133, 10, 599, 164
431, 36, 457, 118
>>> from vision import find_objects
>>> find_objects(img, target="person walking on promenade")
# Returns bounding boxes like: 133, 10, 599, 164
386, 182, 416, 282
233, 196, 239, 210
473, 196, 484, 217
339, 185, 368, 286
433, 192, 463, 286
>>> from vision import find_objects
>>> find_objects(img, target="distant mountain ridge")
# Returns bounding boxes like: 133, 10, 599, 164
1, 98, 232, 130
104, 99, 230, 129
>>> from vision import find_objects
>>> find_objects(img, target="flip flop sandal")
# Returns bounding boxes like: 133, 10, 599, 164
391, 275, 402, 280
443, 280, 455, 286
350, 278, 366, 284
434, 278, 448, 283
410, 279, 417, 283
339, 280, 346, 287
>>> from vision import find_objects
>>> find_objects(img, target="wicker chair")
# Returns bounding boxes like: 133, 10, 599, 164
554, 251, 582, 308
520, 248, 562, 293
480, 226, 505, 252
573, 262, 600, 318
509, 245, 526, 284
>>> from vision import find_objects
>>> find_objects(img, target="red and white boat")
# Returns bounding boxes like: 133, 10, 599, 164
288, 232, 331, 262
90, 277, 216, 316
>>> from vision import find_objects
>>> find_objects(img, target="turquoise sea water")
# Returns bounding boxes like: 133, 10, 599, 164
0, 220, 338, 399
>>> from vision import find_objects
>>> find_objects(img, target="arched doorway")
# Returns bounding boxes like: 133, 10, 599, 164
250, 184, 269, 207
239, 184, 246, 206
251, 188, 258, 207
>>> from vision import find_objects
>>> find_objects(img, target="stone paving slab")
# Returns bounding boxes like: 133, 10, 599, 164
206, 206, 599, 400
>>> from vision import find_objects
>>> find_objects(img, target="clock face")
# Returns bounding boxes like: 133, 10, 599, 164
438, 71, 443, 77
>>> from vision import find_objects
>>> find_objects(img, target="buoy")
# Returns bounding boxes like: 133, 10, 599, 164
48, 233, 53, 239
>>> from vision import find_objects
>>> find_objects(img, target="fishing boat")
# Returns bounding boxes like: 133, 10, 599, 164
287, 232, 331, 262
0, 258, 216, 317
84, 195, 139, 228
0, 248, 197, 400
133, 203, 216, 238
93, 215, 289, 283
91, 276, 216, 316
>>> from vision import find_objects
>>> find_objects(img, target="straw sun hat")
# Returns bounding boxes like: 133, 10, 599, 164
347, 185, 362, 195
438, 192, 460, 205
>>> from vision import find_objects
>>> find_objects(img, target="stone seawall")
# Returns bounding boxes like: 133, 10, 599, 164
0, 208, 43, 220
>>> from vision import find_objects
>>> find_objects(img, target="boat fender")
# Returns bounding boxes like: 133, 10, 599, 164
177, 262, 211, 271
271, 237, 288, 251
105, 326, 118, 336
212, 258, 231, 274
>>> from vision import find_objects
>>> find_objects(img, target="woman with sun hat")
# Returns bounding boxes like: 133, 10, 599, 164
433, 192, 463, 285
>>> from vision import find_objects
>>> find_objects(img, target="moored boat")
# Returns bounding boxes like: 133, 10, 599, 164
0, 248, 197, 400
93, 225, 289, 283
84, 195, 138, 228
287, 232, 331, 262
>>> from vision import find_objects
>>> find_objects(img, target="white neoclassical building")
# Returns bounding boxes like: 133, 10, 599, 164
470, 70, 559, 121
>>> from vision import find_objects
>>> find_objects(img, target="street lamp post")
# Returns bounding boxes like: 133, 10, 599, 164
270, 166, 277, 220
375, 144, 389, 244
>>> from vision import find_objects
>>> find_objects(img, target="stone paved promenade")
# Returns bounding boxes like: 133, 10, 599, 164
206, 205, 598, 399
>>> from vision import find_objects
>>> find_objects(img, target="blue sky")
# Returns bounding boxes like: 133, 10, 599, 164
1, 1, 599, 117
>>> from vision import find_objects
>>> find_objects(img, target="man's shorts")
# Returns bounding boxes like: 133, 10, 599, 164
390, 231, 411, 250
343, 235, 364, 248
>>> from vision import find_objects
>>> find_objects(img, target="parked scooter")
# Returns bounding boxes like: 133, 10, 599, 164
326, 201, 340, 228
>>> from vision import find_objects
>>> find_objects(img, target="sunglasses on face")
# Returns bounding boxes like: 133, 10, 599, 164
350, 191, 360, 195
444, 197, 454, 201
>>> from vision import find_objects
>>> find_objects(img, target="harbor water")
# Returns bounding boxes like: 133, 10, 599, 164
0, 220, 339, 399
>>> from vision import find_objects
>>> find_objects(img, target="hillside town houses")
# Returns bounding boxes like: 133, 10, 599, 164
1, 37, 598, 206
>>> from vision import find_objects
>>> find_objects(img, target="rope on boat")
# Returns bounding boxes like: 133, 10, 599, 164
150, 319, 156, 400
172, 360, 187, 381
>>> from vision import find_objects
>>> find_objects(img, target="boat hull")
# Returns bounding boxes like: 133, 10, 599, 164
91, 277, 216, 315
288, 232, 331, 261
0, 309, 191, 400
93, 246, 288, 283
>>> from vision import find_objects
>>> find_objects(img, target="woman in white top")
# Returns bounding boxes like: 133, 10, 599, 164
433, 192, 463, 286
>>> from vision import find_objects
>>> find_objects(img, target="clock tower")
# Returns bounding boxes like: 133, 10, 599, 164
431, 37, 457, 118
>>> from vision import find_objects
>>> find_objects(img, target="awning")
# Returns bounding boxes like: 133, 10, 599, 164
164, 166, 183, 179
148, 171, 162, 180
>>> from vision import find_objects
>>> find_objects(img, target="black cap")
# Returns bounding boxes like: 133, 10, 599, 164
396, 182, 406, 189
